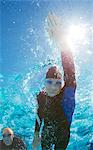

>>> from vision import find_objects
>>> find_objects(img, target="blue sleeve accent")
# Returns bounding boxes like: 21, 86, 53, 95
61, 87, 76, 125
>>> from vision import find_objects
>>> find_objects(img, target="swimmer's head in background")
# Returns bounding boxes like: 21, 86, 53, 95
2, 128, 14, 146
45, 66, 62, 97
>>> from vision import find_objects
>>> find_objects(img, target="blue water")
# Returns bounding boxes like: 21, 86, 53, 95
1, 0, 93, 150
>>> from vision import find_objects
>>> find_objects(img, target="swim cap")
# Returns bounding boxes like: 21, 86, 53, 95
46, 66, 62, 79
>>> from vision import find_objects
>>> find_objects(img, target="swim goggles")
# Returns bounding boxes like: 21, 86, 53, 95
45, 79, 62, 86
3, 133, 12, 138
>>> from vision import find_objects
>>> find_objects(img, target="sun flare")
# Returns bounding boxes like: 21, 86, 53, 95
67, 24, 87, 51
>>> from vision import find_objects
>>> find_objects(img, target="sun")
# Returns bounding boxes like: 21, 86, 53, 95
67, 24, 87, 51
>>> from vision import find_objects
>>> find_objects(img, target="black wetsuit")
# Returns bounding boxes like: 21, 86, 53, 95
40, 89, 70, 150
0, 137, 27, 150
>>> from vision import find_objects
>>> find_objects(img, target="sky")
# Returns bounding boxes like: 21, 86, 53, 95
1, 0, 93, 75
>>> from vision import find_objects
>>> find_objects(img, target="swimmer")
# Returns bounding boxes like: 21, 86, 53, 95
32, 13, 77, 150
0, 127, 27, 150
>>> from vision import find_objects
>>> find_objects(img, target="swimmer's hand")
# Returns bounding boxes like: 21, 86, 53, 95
32, 131, 41, 150
46, 12, 68, 49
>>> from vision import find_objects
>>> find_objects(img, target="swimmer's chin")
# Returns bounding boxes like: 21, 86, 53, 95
47, 91, 60, 97
3, 141, 12, 146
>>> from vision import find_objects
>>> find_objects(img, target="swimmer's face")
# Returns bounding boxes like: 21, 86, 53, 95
45, 78, 62, 97
3, 128, 14, 146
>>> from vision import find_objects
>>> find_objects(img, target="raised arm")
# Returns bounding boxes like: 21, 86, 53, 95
61, 49, 76, 87
46, 12, 76, 88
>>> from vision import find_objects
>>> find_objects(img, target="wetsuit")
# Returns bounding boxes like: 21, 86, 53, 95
35, 50, 76, 150
0, 136, 27, 150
